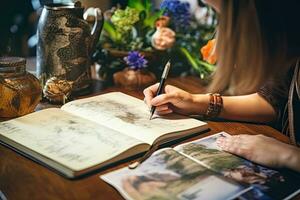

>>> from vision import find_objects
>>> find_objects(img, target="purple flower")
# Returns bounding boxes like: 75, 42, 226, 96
124, 51, 148, 70
160, 0, 191, 29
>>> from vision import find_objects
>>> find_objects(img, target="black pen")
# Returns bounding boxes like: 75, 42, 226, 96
149, 60, 171, 120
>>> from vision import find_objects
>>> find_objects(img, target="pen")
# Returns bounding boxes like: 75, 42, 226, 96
149, 60, 171, 120
128, 61, 171, 170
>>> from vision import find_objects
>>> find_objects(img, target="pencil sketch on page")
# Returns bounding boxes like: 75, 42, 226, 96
64, 99, 168, 128
61, 93, 206, 143
0, 109, 142, 171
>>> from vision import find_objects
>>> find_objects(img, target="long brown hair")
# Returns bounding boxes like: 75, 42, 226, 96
208, 0, 300, 95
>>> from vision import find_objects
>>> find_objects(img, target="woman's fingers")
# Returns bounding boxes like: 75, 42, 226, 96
150, 104, 173, 115
143, 83, 159, 107
155, 104, 169, 112
144, 84, 181, 105
144, 84, 192, 115
164, 84, 181, 93
151, 93, 179, 106
156, 108, 173, 115
217, 134, 294, 169
217, 135, 252, 158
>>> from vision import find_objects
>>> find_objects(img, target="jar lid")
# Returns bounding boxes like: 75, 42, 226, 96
0, 57, 26, 68
0, 57, 26, 76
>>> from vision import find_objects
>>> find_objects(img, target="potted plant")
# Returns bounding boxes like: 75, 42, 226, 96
113, 51, 156, 90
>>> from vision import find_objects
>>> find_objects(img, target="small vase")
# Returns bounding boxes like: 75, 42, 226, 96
113, 68, 156, 90
0, 57, 42, 117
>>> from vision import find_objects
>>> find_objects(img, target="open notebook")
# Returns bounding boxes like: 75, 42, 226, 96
0, 92, 207, 178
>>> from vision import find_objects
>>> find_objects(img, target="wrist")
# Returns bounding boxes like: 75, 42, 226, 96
205, 93, 223, 118
280, 145, 300, 171
191, 94, 210, 115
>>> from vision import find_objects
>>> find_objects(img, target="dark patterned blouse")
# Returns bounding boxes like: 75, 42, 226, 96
258, 62, 300, 146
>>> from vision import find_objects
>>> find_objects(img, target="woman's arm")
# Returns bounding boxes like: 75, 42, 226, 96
205, 93, 277, 123
144, 84, 277, 123
217, 134, 300, 172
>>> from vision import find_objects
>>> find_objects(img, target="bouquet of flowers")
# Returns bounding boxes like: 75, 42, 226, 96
94, 0, 217, 83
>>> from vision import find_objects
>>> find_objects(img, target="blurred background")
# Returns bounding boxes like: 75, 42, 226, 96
0, 0, 129, 57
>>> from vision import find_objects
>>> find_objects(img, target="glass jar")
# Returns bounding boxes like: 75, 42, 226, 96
0, 57, 42, 118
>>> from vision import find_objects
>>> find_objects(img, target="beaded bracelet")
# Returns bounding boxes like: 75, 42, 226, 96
205, 93, 223, 118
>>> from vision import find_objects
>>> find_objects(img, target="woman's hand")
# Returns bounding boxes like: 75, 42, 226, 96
143, 83, 209, 116
217, 134, 300, 172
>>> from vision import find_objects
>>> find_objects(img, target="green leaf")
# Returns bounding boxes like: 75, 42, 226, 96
179, 47, 199, 70
103, 21, 119, 42
197, 60, 215, 72
103, 21, 116, 39
145, 0, 151, 10
143, 10, 163, 28
128, 0, 145, 11
139, 10, 147, 21
144, 0, 152, 16
179, 47, 215, 78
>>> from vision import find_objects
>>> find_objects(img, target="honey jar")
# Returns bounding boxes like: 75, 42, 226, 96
0, 57, 42, 118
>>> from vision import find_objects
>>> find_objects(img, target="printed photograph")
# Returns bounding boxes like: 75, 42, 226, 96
101, 148, 248, 200
175, 133, 300, 200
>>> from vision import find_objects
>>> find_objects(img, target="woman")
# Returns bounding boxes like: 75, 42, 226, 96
144, 0, 300, 172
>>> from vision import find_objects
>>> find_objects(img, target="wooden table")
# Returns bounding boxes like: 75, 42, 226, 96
0, 76, 297, 200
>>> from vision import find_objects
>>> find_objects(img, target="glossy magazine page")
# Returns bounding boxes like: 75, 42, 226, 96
101, 132, 300, 200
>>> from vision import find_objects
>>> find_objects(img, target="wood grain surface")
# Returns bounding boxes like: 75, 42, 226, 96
0, 76, 298, 200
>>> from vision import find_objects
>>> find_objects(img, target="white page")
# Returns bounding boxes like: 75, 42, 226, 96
0, 109, 143, 171
62, 92, 206, 144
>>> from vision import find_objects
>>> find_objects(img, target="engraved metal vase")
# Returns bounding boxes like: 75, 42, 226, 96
36, 2, 103, 103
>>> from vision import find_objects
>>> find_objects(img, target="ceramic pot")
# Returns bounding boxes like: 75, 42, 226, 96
113, 68, 156, 90
0, 57, 42, 118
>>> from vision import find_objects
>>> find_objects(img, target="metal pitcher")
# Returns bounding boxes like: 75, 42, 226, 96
36, 1, 103, 103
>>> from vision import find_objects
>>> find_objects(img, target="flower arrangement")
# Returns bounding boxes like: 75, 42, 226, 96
94, 0, 217, 83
